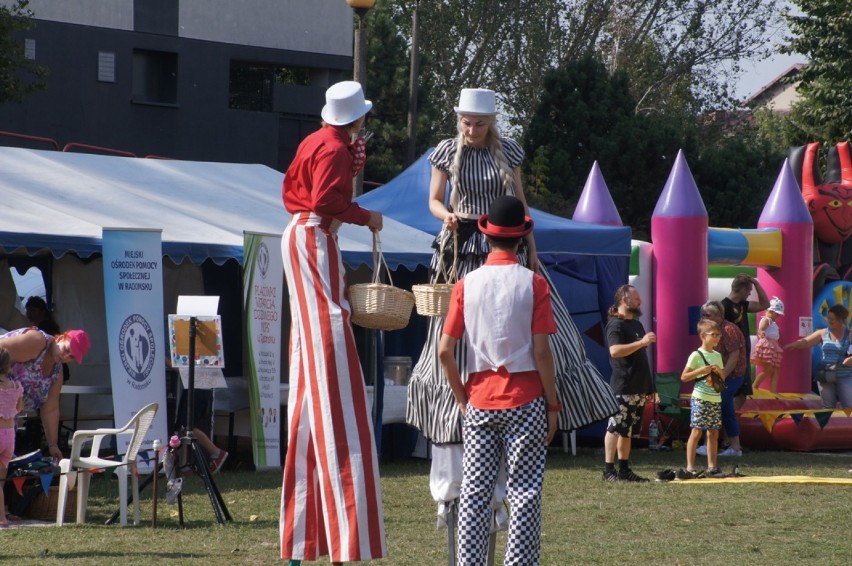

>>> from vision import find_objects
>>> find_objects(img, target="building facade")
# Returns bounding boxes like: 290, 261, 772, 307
0, 0, 354, 170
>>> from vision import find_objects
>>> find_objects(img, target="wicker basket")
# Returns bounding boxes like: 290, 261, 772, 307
6, 480, 76, 521
350, 232, 415, 331
413, 230, 458, 317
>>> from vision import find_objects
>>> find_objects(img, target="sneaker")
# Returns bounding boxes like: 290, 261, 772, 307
675, 468, 699, 481
706, 467, 726, 478
719, 447, 742, 457
617, 469, 650, 483
696, 444, 707, 456
602, 470, 618, 482
656, 469, 676, 482
209, 450, 228, 474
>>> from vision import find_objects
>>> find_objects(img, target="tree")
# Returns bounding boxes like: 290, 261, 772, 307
523, 56, 690, 236
0, 0, 47, 103
525, 55, 785, 235
691, 125, 786, 229
399, 0, 779, 139
361, 2, 442, 185
599, 0, 779, 116
782, 0, 852, 142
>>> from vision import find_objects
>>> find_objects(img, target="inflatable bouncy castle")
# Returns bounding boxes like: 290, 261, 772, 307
614, 143, 852, 450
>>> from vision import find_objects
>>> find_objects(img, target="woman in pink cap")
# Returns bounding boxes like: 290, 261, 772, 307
0, 327, 90, 460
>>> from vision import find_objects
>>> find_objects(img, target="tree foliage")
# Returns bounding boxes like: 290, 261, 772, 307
0, 0, 47, 104
524, 56, 785, 236
782, 0, 852, 143
362, 2, 442, 185
523, 56, 691, 236
401, 0, 779, 136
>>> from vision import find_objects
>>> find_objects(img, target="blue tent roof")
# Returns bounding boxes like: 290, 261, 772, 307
357, 150, 632, 257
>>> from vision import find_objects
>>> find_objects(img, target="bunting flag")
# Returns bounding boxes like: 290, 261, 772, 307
39, 472, 52, 495
759, 412, 779, 433
844, 408, 852, 418
12, 476, 26, 496
814, 410, 832, 430
790, 413, 804, 425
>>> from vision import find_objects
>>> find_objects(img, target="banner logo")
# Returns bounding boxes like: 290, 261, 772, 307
119, 314, 156, 389
258, 242, 270, 279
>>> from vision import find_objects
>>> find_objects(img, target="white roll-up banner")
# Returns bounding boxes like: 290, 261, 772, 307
103, 228, 169, 471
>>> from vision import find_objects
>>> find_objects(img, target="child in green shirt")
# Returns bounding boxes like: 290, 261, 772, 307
681, 319, 725, 478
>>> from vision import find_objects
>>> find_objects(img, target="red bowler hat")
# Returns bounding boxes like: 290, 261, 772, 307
478, 195, 534, 238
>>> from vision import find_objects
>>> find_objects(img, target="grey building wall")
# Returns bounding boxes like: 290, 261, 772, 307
11, 0, 351, 54
0, 1, 354, 170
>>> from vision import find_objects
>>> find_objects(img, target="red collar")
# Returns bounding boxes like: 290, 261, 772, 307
484, 251, 520, 265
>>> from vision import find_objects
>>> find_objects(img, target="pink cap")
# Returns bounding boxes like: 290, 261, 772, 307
65, 329, 91, 363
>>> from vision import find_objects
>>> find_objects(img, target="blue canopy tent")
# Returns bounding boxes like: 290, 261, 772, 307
358, 151, 633, 434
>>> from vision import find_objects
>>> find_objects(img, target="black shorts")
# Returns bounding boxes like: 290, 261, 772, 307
606, 394, 649, 437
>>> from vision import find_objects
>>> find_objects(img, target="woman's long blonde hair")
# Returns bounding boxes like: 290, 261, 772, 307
448, 114, 516, 204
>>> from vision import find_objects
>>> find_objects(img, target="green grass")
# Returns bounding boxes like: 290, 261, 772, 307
4, 448, 852, 565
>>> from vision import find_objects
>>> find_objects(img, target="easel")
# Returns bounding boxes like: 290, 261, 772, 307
107, 316, 232, 526
174, 316, 232, 526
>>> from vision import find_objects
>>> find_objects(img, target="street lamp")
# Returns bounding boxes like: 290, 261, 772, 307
346, 0, 376, 196
346, 0, 376, 89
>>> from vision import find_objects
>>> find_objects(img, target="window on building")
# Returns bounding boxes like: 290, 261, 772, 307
132, 49, 177, 104
229, 61, 312, 112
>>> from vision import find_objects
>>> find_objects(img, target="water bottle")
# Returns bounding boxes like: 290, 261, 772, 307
648, 420, 659, 451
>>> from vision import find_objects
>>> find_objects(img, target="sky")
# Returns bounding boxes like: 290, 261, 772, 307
731, 2, 806, 101
733, 51, 806, 101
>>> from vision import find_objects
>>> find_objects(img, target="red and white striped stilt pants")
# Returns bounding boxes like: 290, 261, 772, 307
280, 212, 386, 561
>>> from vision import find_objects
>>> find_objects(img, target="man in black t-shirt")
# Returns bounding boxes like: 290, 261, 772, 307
602, 284, 656, 483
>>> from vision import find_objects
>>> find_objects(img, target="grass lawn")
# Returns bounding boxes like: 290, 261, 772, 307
3, 447, 852, 565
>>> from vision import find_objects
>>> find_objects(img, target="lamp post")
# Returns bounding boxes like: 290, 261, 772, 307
406, 0, 420, 166
346, 0, 376, 196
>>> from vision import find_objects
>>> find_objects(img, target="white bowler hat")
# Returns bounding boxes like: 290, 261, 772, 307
454, 88, 497, 116
321, 81, 372, 126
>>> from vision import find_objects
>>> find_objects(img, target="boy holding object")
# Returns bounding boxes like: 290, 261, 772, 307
681, 320, 725, 478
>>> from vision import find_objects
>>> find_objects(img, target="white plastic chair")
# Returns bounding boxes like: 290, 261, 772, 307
56, 402, 158, 526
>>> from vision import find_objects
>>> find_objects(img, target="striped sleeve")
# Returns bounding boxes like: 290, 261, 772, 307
502, 138, 525, 169
429, 138, 456, 173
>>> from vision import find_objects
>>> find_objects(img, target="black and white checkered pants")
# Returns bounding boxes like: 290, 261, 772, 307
458, 398, 547, 566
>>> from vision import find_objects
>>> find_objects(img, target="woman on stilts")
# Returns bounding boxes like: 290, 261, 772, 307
406, 88, 620, 531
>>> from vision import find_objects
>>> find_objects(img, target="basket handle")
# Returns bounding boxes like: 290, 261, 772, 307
432, 229, 458, 284
371, 231, 393, 286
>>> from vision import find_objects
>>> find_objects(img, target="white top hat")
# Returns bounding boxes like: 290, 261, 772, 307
454, 88, 497, 116
321, 81, 372, 126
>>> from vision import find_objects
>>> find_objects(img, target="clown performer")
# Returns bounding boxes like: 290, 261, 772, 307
438, 196, 560, 566
406, 88, 619, 542
279, 81, 386, 565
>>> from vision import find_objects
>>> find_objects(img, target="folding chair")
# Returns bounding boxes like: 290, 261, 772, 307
652, 373, 691, 447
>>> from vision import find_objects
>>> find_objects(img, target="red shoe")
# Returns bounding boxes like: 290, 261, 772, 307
209, 450, 228, 474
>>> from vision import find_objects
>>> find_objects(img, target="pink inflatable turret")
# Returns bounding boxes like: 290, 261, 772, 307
651, 151, 708, 375
757, 160, 813, 393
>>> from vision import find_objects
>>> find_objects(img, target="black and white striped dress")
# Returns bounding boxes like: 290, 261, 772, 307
406, 138, 619, 443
